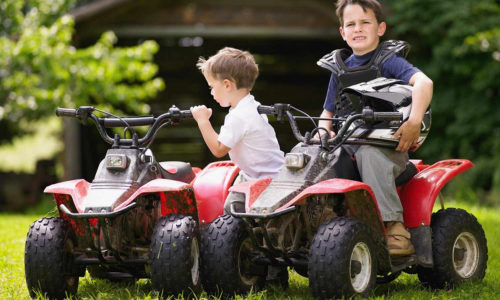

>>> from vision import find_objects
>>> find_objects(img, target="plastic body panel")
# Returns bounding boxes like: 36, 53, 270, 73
399, 159, 473, 228
232, 177, 390, 270
46, 179, 196, 217
192, 161, 240, 224
45, 180, 91, 213
232, 178, 385, 238
278, 179, 386, 238
228, 178, 273, 212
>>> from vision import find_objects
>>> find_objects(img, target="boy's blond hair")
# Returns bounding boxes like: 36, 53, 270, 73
197, 47, 259, 90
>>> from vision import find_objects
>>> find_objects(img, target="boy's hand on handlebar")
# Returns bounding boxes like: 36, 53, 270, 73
190, 105, 212, 123
393, 118, 420, 152
314, 130, 336, 139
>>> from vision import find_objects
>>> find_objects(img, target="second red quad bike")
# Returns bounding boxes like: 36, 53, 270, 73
201, 88, 488, 299
24, 106, 240, 299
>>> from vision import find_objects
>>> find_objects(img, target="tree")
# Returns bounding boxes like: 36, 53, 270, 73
386, 0, 500, 200
0, 0, 165, 143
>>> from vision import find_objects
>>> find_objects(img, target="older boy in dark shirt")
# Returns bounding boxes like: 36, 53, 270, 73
318, 0, 433, 256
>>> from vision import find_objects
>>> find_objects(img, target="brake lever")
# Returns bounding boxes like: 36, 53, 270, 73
274, 103, 291, 122
76, 106, 95, 126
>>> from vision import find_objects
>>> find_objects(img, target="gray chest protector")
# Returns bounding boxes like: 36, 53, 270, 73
317, 40, 411, 117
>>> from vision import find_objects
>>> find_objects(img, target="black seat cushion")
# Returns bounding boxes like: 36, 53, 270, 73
159, 161, 195, 184
395, 161, 418, 187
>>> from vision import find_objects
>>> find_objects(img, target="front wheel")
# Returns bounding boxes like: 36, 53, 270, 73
149, 214, 201, 297
25, 217, 79, 300
201, 215, 266, 297
309, 217, 377, 300
417, 208, 488, 289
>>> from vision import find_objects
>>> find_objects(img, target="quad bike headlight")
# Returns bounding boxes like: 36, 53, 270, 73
106, 154, 128, 170
285, 153, 308, 169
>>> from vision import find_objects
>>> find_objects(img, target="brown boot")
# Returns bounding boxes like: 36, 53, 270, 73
385, 222, 415, 257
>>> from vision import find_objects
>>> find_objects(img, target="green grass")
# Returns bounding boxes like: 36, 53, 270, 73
1, 200, 499, 300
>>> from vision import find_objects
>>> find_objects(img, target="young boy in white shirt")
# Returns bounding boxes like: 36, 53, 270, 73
191, 47, 285, 214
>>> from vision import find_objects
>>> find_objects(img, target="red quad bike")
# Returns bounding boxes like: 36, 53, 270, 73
24, 106, 240, 299
201, 103, 488, 299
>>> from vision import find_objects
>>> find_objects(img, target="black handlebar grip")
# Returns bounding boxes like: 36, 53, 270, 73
180, 110, 193, 119
55, 108, 77, 117
257, 105, 276, 115
373, 112, 403, 121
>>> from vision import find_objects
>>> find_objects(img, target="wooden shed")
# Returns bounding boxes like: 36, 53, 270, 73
66, 0, 343, 181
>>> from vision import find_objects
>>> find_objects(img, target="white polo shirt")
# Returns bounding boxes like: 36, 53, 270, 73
218, 94, 284, 180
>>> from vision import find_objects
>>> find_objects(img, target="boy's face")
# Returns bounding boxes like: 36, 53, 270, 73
339, 4, 386, 55
204, 74, 232, 107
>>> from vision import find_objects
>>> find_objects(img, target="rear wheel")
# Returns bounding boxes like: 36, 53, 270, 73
25, 217, 79, 300
201, 215, 266, 297
309, 217, 377, 300
149, 214, 201, 297
417, 208, 488, 289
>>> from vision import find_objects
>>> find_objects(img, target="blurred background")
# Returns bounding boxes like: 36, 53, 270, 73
0, 0, 499, 212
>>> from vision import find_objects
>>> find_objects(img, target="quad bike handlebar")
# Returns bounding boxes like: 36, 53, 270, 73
257, 104, 402, 146
55, 106, 193, 147
100, 110, 193, 128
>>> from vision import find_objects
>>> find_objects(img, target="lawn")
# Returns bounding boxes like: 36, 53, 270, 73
1, 200, 499, 300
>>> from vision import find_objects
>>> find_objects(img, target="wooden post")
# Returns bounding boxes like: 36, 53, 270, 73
63, 118, 82, 180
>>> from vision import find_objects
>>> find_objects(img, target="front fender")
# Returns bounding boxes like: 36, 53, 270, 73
46, 179, 196, 215
45, 179, 91, 213
111, 179, 197, 218
229, 177, 273, 212
278, 178, 389, 270
276, 179, 385, 238
400, 159, 473, 228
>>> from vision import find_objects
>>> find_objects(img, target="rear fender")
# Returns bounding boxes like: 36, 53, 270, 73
192, 161, 240, 224
228, 178, 273, 212
191, 167, 203, 177
410, 159, 431, 172
399, 159, 473, 228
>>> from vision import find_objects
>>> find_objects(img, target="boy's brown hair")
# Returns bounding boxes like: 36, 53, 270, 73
197, 47, 259, 90
336, 0, 383, 26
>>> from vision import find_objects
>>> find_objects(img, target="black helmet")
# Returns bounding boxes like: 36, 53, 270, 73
341, 77, 431, 151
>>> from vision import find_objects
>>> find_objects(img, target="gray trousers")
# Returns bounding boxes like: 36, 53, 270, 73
224, 173, 247, 215
354, 145, 408, 222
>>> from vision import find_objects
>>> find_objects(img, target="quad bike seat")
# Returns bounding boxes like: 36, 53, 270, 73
395, 161, 418, 187
159, 161, 196, 183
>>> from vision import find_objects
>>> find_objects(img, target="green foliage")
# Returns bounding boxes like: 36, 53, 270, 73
0, 0, 165, 143
386, 0, 500, 198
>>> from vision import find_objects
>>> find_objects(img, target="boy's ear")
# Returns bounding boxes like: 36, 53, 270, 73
339, 26, 346, 41
378, 22, 387, 36
223, 79, 234, 91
